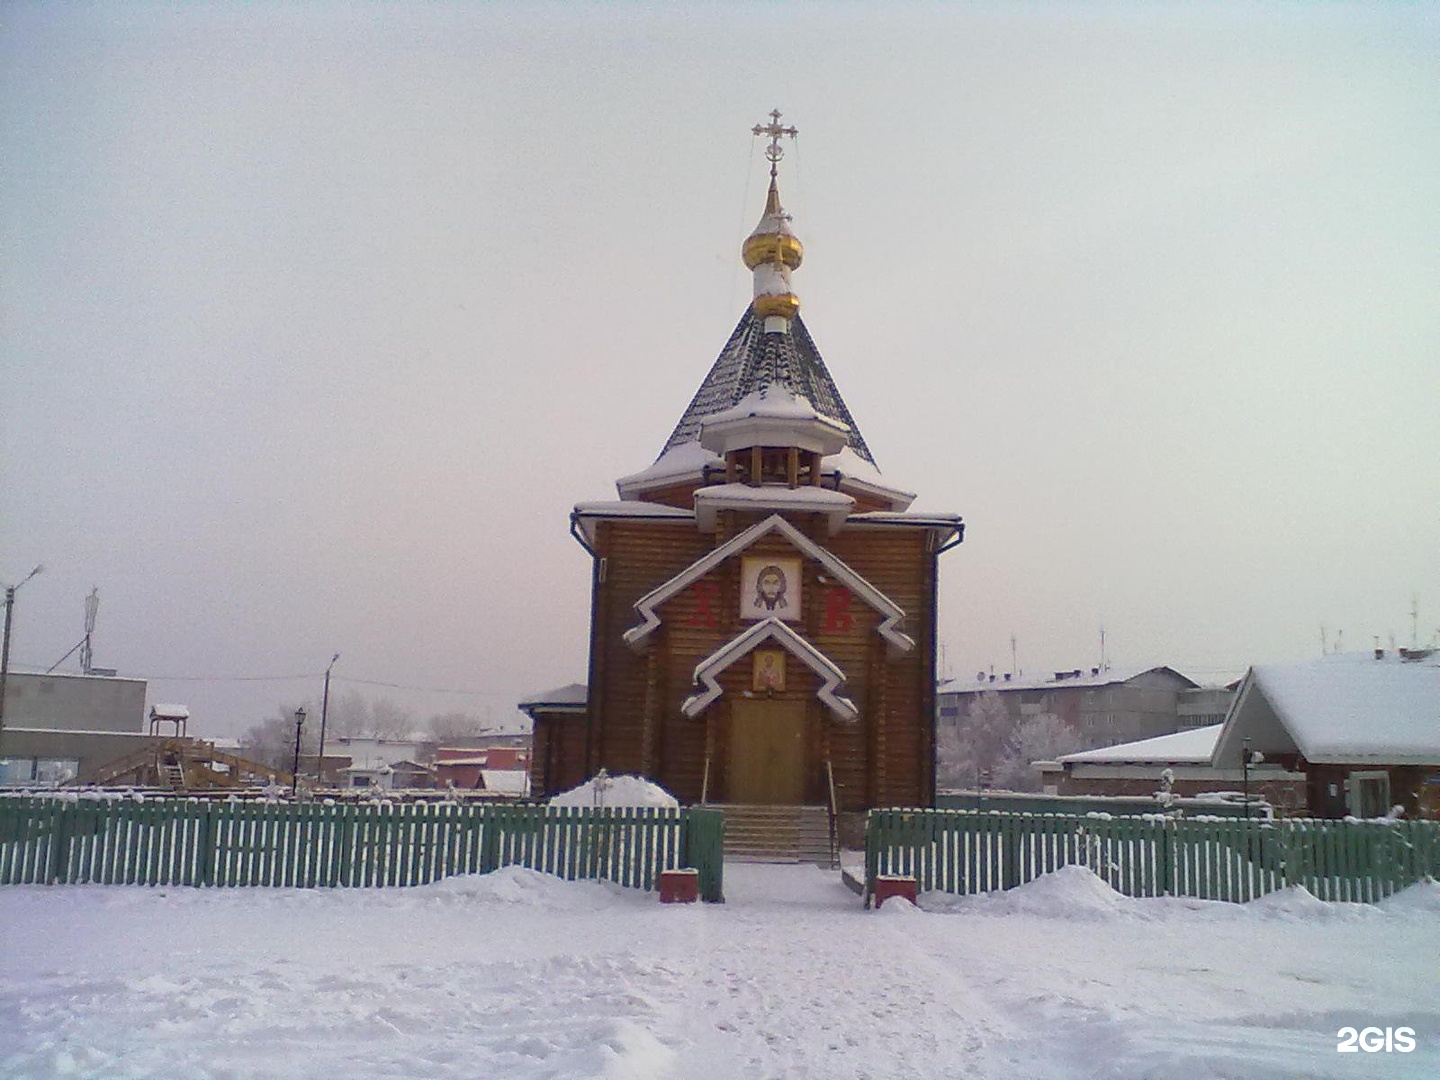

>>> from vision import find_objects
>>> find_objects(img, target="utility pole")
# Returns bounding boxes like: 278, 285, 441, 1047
0, 565, 44, 740
315, 653, 340, 786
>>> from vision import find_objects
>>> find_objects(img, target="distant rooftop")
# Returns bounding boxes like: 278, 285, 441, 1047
940, 664, 1199, 694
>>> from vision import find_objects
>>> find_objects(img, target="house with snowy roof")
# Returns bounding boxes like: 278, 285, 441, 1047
1041, 649, 1440, 819
1212, 648, 1440, 818
536, 113, 963, 825
1038, 724, 1307, 812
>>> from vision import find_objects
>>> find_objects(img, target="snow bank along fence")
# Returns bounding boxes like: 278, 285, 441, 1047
935, 791, 1262, 819
865, 809, 1438, 905
0, 798, 725, 902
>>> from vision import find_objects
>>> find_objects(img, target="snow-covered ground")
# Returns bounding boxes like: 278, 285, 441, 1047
2, 863, 1435, 1079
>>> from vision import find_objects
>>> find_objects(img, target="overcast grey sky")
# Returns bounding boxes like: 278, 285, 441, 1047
3, 2, 1437, 737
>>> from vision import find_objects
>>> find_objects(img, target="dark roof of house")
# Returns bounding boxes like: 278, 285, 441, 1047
659, 308, 875, 465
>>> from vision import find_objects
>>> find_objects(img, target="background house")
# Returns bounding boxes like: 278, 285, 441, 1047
1039, 649, 1440, 819
937, 665, 1228, 749
935, 664, 1237, 792
433, 746, 531, 793
1038, 724, 1306, 813
0, 671, 157, 785
1212, 649, 1440, 818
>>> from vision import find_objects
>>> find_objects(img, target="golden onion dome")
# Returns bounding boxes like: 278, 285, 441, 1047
742, 177, 805, 271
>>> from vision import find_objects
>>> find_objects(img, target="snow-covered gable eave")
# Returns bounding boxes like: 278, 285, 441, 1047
682, 617, 858, 722
1217, 656, 1440, 767
624, 512, 915, 655
616, 439, 918, 513
1060, 724, 1224, 766
615, 443, 722, 500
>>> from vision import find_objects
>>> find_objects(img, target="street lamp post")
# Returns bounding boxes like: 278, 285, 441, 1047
315, 654, 340, 787
291, 707, 307, 797
0, 564, 45, 741
1242, 736, 1251, 821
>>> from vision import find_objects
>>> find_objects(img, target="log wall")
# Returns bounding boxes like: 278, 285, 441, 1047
566, 509, 941, 810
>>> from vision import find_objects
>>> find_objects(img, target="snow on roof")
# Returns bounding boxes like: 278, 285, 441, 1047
847, 510, 965, 532
479, 769, 529, 796
149, 704, 190, 719
939, 664, 1198, 695
1224, 651, 1440, 765
693, 482, 856, 533
573, 501, 694, 519
1060, 725, 1223, 765
518, 682, 588, 711
615, 441, 722, 498
702, 386, 847, 429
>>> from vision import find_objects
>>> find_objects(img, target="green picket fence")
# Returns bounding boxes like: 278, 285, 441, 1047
0, 798, 725, 902
865, 809, 1439, 905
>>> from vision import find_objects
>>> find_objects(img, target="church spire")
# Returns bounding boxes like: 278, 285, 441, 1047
743, 110, 803, 328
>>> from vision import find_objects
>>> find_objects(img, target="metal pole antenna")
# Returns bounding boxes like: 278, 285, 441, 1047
316, 653, 340, 786
0, 565, 44, 741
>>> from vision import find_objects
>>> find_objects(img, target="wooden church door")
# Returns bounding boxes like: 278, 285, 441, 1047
728, 698, 806, 804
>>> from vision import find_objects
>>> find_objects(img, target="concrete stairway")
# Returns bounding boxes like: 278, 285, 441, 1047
711, 804, 835, 866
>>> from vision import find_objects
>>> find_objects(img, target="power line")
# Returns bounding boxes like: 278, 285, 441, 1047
333, 675, 512, 698
124, 672, 317, 683
11, 662, 515, 698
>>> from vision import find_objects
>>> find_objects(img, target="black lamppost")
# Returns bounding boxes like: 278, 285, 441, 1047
315, 654, 340, 786
291, 706, 307, 797
0, 564, 44, 740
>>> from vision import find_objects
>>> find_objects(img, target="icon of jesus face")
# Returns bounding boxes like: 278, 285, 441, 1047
740, 556, 802, 623
754, 565, 788, 611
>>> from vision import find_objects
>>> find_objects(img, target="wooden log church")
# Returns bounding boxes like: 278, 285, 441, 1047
527, 114, 964, 818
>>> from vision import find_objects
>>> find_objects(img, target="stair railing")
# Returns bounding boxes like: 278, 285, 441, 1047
700, 755, 711, 805
825, 757, 839, 868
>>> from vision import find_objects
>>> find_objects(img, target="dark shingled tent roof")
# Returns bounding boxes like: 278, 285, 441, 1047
659, 308, 876, 466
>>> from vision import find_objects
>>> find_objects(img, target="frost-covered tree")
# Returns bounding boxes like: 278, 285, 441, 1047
240, 691, 415, 771
936, 690, 1012, 789
239, 705, 317, 772
425, 710, 487, 743
993, 713, 1082, 792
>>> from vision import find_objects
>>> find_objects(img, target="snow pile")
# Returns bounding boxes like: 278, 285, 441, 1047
1377, 877, 1440, 915
426, 866, 641, 910
1244, 885, 1380, 922
923, 865, 1136, 920
550, 772, 679, 809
